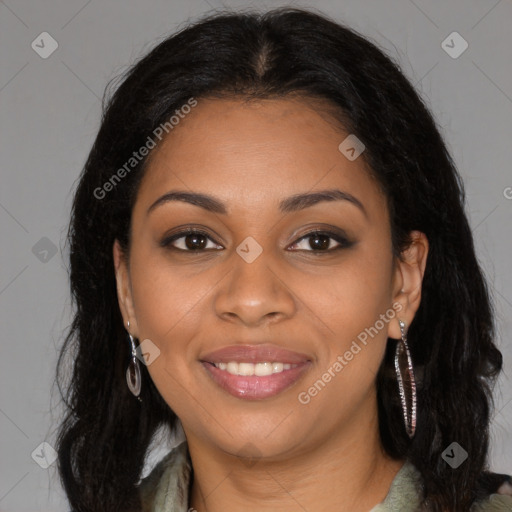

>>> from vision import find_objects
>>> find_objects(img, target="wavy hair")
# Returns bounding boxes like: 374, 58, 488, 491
56, 7, 506, 511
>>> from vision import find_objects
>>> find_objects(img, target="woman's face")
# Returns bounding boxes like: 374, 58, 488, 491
114, 97, 419, 461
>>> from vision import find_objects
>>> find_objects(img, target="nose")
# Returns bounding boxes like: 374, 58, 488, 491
213, 246, 297, 328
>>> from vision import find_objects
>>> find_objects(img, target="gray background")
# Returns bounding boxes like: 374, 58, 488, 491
1, 0, 511, 510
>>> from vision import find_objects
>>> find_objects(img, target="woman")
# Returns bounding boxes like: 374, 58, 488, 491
56, 7, 512, 512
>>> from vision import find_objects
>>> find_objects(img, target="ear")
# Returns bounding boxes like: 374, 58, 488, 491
388, 230, 429, 339
113, 239, 139, 336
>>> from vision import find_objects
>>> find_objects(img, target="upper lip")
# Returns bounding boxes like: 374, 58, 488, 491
200, 344, 311, 364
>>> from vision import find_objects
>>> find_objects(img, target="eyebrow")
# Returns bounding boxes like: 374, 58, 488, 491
147, 188, 367, 218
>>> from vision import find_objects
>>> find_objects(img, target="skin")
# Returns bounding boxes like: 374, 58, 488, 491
114, 96, 428, 511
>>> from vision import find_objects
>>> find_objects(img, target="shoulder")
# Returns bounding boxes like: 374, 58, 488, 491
471, 478, 512, 511
137, 451, 175, 512
137, 441, 191, 512
471, 494, 512, 511
372, 461, 512, 512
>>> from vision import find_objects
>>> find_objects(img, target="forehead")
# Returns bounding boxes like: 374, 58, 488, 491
134, 96, 386, 218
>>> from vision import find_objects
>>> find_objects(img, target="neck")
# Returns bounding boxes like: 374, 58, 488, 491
186, 400, 404, 512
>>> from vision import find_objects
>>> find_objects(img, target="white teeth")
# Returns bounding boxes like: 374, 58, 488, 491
213, 361, 299, 376
238, 363, 254, 376
255, 362, 273, 376
227, 362, 238, 375
272, 362, 284, 373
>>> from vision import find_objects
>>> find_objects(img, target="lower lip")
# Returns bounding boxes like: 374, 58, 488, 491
201, 361, 311, 400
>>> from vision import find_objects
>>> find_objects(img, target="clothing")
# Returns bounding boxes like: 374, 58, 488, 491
138, 441, 512, 511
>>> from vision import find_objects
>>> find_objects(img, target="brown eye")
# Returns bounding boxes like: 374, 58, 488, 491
160, 229, 222, 252
289, 230, 354, 252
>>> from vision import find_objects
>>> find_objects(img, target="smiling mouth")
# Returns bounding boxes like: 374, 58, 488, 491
199, 342, 312, 399
201, 360, 311, 399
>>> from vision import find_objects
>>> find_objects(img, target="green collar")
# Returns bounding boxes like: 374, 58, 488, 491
138, 441, 512, 511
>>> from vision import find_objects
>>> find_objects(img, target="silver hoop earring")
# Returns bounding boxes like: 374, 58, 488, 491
395, 319, 416, 438
126, 321, 142, 402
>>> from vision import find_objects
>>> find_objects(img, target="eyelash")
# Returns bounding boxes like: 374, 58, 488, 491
160, 228, 354, 254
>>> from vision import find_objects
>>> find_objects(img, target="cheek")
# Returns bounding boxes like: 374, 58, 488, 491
312, 243, 394, 341
296, 242, 394, 401
128, 256, 205, 415
127, 252, 209, 397
129, 244, 203, 334
296, 285, 393, 428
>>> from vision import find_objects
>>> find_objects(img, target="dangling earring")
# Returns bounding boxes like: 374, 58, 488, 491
395, 319, 416, 438
126, 321, 142, 402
